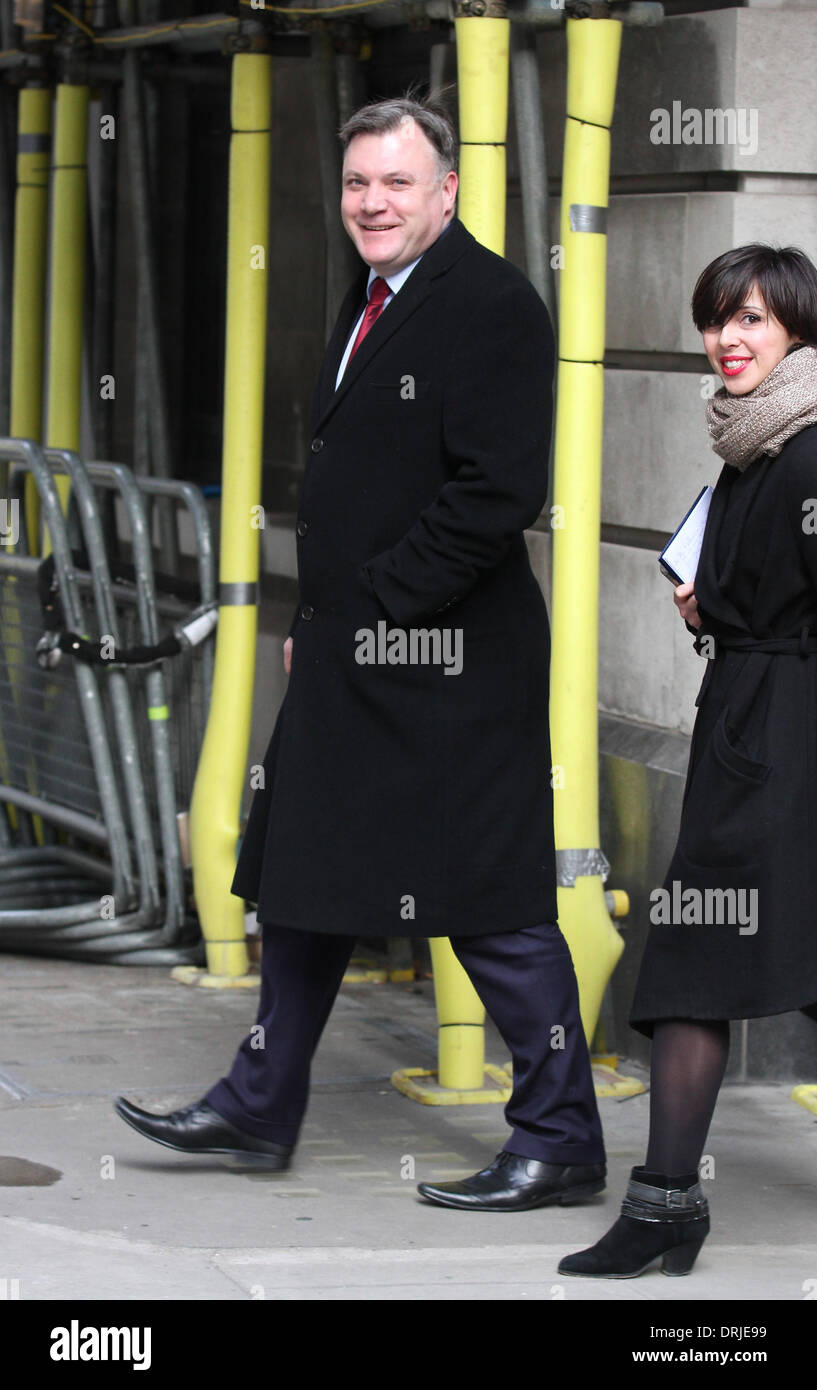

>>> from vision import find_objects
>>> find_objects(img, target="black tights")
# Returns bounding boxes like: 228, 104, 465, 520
644, 1018, 731, 1176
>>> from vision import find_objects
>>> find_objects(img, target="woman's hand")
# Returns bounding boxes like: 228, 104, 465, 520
674, 581, 701, 630
283, 637, 293, 675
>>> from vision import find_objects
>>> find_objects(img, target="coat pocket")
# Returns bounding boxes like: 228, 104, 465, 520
711, 709, 771, 783
681, 707, 773, 868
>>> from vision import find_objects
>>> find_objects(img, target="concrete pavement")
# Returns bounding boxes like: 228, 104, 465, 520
1, 950, 816, 1302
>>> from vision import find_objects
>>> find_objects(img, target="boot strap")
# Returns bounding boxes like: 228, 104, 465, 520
622, 1179, 708, 1223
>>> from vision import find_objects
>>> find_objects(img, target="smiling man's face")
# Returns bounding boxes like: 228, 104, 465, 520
341, 118, 458, 277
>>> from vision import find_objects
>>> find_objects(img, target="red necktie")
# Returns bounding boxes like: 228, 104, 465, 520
348, 276, 390, 361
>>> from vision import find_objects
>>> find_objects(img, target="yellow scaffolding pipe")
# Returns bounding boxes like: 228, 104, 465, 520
10, 85, 51, 553
454, 13, 507, 256
549, 15, 625, 1044
29, 75, 87, 858
45, 82, 89, 530
394, 11, 512, 1102
4, 85, 52, 843
187, 51, 272, 981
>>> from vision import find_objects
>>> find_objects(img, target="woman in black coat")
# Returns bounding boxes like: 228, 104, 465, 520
560, 243, 817, 1280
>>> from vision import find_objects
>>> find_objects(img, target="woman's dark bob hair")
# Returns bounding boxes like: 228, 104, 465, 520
691, 243, 817, 346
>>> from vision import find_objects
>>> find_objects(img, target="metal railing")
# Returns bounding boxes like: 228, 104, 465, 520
0, 437, 214, 963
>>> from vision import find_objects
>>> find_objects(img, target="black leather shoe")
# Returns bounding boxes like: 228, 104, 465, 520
417, 1151, 606, 1211
114, 1097, 293, 1170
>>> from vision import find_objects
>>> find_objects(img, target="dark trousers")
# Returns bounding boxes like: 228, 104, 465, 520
205, 920, 605, 1165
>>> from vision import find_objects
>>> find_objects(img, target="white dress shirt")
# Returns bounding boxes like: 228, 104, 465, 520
334, 253, 424, 390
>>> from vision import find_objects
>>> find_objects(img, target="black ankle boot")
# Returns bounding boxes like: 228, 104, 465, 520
557, 1166, 709, 1279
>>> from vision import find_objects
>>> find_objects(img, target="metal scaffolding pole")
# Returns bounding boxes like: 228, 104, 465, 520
0, 80, 13, 445
0, 0, 15, 445
428, 37, 450, 102
335, 31, 362, 126
510, 21, 556, 329
310, 26, 359, 342
86, 80, 118, 464
121, 47, 179, 569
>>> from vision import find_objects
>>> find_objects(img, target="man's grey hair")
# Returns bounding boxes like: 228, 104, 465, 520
338, 92, 458, 183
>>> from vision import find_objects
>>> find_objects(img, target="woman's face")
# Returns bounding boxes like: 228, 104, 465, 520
702, 282, 802, 394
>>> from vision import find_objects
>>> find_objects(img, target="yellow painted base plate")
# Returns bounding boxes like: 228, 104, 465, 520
392, 1055, 646, 1106
172, 961, 414, 988
391, 1063, 512, 1105
591, 1060, 645, 1098
343, 956, 415, 984
170, 965, 260, 989
591, 1053, 618, 1069
792, 1084, 817, 1115
502, 1055, 645, 1100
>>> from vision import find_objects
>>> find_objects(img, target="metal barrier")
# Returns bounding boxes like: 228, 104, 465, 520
83, 461, 216, 941
87, 465, 216, 807
0, 438, 212, 964
0, 438, 144, 939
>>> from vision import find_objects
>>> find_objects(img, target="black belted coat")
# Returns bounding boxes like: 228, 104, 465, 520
631, 423, 817, 1034
231, 216, 558, 938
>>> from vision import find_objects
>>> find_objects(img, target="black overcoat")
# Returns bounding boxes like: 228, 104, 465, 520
231, 216, 558, 938
631, 422, 817, 1034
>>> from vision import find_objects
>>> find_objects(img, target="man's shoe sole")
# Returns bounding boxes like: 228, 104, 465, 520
114, 1102, 292, 1171
417, 1176, 606, 1211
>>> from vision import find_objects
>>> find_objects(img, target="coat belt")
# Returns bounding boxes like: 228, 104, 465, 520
692, 625, 817, 707
694, 626, 817, 658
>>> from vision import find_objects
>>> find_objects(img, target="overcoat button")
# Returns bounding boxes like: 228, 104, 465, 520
296, 520, 308, 537
310, 438, 324, 453
300, 605, 314, 621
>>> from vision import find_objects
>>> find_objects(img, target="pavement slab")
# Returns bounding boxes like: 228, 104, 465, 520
0, 952, 815, 1302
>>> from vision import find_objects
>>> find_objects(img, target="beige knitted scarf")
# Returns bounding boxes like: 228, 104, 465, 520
706, 343, 817, 471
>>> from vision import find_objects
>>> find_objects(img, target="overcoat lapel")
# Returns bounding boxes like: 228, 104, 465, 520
312, 217, 472, 431
697, 459, 771, 631
695, 467, 740, 626
314, 274, 368, 419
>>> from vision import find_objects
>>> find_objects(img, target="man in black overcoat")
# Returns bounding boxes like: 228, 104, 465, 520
115, 94, 606, 1212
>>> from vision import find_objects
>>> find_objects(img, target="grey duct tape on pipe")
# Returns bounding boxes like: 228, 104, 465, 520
18, 134, 52, 153
218, 581, 257, 606
556, 847, 611, 887
569, 204, 608, 235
